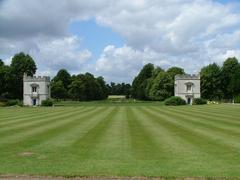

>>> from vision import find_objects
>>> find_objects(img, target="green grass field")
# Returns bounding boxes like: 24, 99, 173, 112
0, 104, 240, 178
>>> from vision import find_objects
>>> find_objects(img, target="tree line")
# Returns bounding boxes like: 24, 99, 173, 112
0, 52, 131, 101
51, 70, 109, 101
131, 57, 240, 101
1, 52, 239, 102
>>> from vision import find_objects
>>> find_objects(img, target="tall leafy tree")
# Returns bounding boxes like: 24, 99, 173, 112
145, 66, 164, 99
51, 81, 68, 101
0, 60, 10, 96
200, 63, 222, 100
166, 67, 185, 80
10, 52, 37, 99
220, 57, 239, 99
68, 79, 85, 101
148, 71, 172, 101
52, 69, 71, 90
229, 64, 240, 98
131, 63, 154, 100
96, 76, 108, 100
67, 73, 108, 101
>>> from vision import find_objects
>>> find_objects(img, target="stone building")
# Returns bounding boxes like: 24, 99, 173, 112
174, 74, 201, 105
23, 74, 51, 106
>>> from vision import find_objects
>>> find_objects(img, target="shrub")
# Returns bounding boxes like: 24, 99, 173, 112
165, 96, 186, 106
5, 99, 22, 106
193, 98, 207, 105
234, 96, 240, 103
0, 101, 6, 107
41, 99, 53, 106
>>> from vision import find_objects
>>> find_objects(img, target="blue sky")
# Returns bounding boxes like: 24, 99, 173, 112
69, 19, 124, 60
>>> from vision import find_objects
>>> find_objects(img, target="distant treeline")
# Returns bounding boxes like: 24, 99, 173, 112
0, 52, 131, 101
1, 52, 240, 102
131, 57, 240, 101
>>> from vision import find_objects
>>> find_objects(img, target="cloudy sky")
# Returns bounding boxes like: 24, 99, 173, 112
0, 0, 240, 83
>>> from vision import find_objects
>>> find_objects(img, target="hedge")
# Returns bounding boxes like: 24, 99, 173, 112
165, 96, 186, 106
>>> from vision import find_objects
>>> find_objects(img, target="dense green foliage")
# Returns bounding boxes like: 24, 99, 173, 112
68, 73, 108, 101
107, 82, 131, 98
5, 99, 22, 106
200, 57, 240, 101
131, 63, 154, 100
0, 53, 37, 100
234, 96, 240, 103
200, 63, 222, 100
1, 52, 240, 102
10, 52, 37, 99
131, 57, 240, 101
41, 99, 53, 106
193, 98, 207, 105
0, 104, 240, 177
148, 72, 172, 101
132, 64, 185, 101
50, 69, 109, 101
164, 96, 186, 106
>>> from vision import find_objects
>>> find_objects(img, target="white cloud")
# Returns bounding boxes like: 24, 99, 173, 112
30, 36, 92, 75
0, 0, 240, 82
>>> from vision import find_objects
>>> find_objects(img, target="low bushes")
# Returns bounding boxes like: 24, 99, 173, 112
165, 96, 186, 106
0, 101, 6, 107
5, 99, 22, 106
234, 96, 240, 103
41, 99, 53, 106
193, 98, 207, 105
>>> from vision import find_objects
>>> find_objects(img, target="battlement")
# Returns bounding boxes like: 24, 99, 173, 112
175, 74, 200, 80
23, 74, 50, 82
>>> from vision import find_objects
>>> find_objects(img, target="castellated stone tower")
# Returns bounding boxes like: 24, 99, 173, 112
23, 74, 51, 106
174, 74, 201, 105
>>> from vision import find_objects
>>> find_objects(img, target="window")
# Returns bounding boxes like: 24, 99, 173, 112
32, 86, 37, 93
186, 84, 192, 91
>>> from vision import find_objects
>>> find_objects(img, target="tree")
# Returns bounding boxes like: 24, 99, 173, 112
166, 67, 185, 96
10, 52, 37, 99
145, 66, 165, 99
107, 82, 131, 97
0, 60, 10, 96
96, 76, 108, 100
51, 81, 68, 100
52, 69, 71, 90
166, 67, 185, 80
229, 64, 240, 98
200, 63, 222, 100
148, 71, 172, 101
67, 73, 108, 101
68, 79, 85, 101
131, 63, 154, 100
220, 57, 239, 99
0, 59, 3, 66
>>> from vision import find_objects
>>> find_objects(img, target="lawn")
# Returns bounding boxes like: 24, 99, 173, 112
0, 103, 240, 178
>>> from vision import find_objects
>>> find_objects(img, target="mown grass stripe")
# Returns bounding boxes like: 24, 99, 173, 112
140, 107, 240, 167
150, 106, 240, 144
161, 106, 240, 132
186, 106, 240, 123
131, 106, 231, 175
34, 107, 116, 148
127, 107, 166, 160
0, 107, 87, 132
0, 108, 71, 127
68, 107, 118, 159
0, 108, 59, 122
86, 107, 132, 161
0, 107, 102, 145
0, 107, 93, 138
